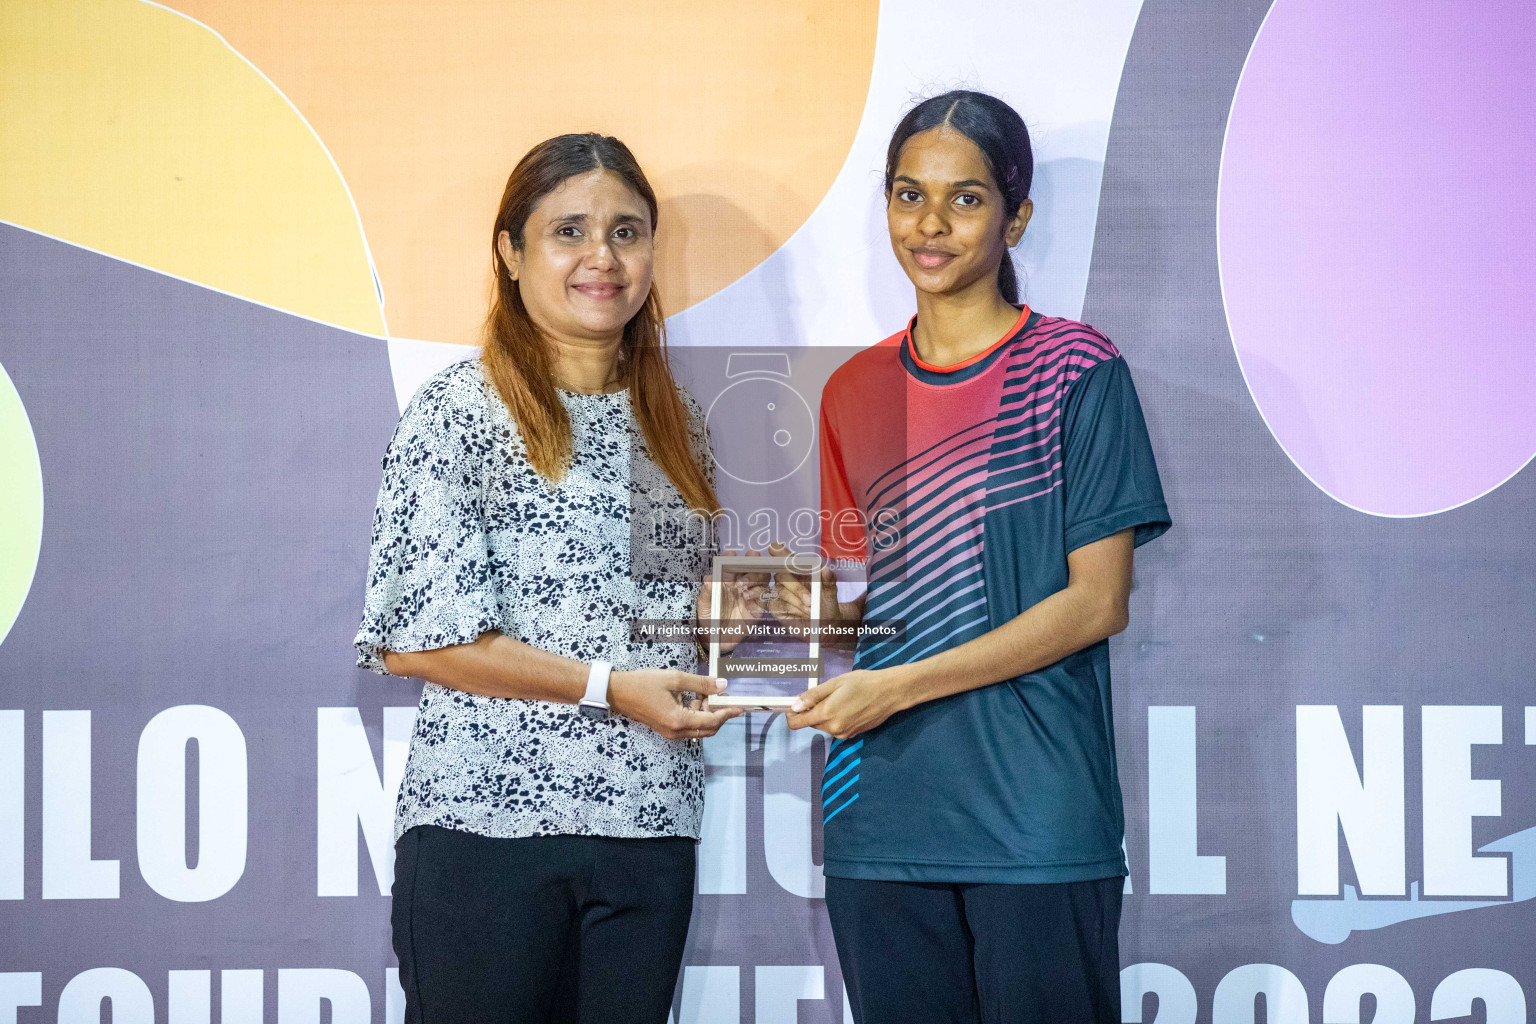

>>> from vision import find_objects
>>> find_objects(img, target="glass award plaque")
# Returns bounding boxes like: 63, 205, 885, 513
704, 553, 821, 711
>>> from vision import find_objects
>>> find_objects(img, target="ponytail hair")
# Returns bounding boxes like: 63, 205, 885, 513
883, 90, 1033, 303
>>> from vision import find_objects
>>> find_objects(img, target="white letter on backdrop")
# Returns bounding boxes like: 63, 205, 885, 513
698, 718, 747, 894
1296, 705, 1404, 895
761, 716, 824, 898
1148, 706, 1225, 893
0, 973, 41, 1024
1321, 963, 1414, 1024
42, 710, 119, 899
277, 969, 370, 1024
167, 970, 210, 1024
316, 707, 414, 896
756, 967, 823, 1024
386, 968, 405, 1024
668, 967, 740, 1024
137, 705, 248, 901
57, 968, 153, 1024
166, 969, 262, 1024
1212, 964, 1308, 1024
0, 712, 21, 899
1422, 706, 1505, 896
221, 970, 263, 1024
1121, 964, 1197, 1024
1430, 968, 1525, 1023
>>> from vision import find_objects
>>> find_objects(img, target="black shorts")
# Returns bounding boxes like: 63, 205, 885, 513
825, 873, 1124, 1024
391, 824, 696, 1024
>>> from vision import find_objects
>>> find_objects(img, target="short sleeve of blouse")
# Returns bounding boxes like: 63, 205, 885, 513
353, 365, 500, 674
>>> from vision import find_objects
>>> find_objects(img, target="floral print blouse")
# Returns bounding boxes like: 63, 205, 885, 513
354, 358, 714, 842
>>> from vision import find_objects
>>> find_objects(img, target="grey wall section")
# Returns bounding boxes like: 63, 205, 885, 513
0, 223, 412, 1009
1087, 0, 1536, 1010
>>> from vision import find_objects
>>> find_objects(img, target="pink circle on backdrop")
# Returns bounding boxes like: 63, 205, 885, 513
1218, 0, 1536, 516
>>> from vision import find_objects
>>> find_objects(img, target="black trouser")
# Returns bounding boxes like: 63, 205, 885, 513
825, 874, 1124, 1024
391, 825, 696, 1024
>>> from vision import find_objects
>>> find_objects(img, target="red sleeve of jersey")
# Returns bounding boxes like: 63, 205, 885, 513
819, 388, 867, 565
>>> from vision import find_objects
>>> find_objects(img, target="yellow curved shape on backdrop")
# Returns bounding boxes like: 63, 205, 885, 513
168, 0, 879, 346
0, 0, 383, 336
0, 362, 43, 647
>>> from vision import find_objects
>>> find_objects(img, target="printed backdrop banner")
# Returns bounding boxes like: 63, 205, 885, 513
3, 0, 1535, 1020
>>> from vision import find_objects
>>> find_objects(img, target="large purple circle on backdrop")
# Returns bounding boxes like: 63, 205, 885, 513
1218, 0, 1536, 516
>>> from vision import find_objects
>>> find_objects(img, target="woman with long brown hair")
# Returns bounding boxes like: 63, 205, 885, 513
354, 134, 756, 1022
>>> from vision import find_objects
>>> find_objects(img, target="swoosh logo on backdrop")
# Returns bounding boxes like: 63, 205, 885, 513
1292, 826, 1536, 944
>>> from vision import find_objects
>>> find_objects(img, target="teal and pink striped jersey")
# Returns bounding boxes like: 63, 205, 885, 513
817, 305, 1170, 883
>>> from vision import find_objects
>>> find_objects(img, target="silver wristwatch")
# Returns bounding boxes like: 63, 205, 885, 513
578, 660, 612, 720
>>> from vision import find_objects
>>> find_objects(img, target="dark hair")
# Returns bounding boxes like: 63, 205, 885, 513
883, 90, 1033, 303
483, 133, 717, 513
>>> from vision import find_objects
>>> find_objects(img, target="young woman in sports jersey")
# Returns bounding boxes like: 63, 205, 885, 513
781, 90, 1172, 1024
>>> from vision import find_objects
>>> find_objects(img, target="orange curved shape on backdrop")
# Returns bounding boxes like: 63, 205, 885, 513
167, 0, 879, 348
